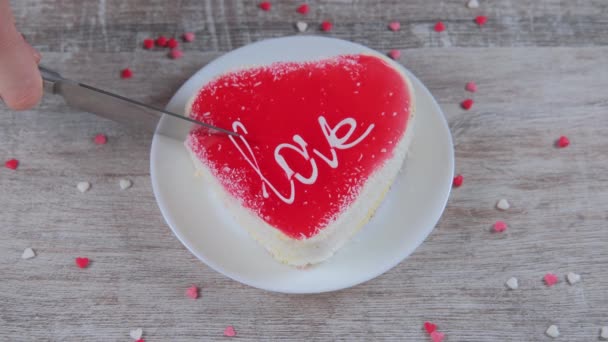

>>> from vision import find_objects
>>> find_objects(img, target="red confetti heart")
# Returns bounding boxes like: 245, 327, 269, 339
544, 273, 559, 286
135, 340, 144, 342
170, 49, 184, 59
452, 174, 463, 187
121, 68, 133, 79
143, 38, 154, 49
185, 285, 199, 299
475, 15, 488, 27
388, 21, 401, 32
259, 1, 271, 11
75, 257, 90, 268
424, 321, 437, 334
167, 38, 179, 49
224, 326, 236, 337
556, 136, 570, 148
155, 35, 168, 47
461, 98, 474, 110
296, 4, 309, 15
434, 21, 446, 32
182, 32, 195, 42
5, 158, 19, 170
465, 81, 477, 93
321, 21, 333, 32
388, 49, 401, 60
94, 134, 107, 145
494, 220, 507, 233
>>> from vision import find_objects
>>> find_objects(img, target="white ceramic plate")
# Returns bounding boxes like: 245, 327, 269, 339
150, 36, 453, 294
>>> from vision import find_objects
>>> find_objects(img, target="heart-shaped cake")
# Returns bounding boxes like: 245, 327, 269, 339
185, 53, 415, 266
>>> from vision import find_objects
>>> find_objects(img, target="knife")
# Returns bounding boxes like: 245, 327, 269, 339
39, 65, 238, 139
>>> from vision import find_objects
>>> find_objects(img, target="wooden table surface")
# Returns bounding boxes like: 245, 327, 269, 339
2, 1, 607, 341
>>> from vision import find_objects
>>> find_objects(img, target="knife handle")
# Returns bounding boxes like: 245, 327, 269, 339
39, 65, 65, 94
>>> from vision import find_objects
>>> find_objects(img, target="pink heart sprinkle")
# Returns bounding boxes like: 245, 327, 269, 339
544, 273, 559, 286
5, 158, 19, 170
494, 220, 507, 233
182, 32, 195, 42
259, 1, 271, 11
388, 21, 401, 31
475, 15, 488, 27
461, 98, 474, 110
556, 136, 570, 148
321, 21, 333, 32
224, 326, 236, 337
431, 331, 445, 342
94, 134, 107, 145
465, 81, 477, 93
434, 21, 446, 32
424, 321, 437, 334
169, 49, 183, 59
452, 174, 463, 188
185, 285, 199, 299
75, 257, 90, 268
388, 49, 401, 60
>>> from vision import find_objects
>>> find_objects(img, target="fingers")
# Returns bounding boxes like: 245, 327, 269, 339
0, 0, 43, 110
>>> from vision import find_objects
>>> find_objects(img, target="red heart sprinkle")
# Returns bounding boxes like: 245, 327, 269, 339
136, 340, 144, 342
75, 257, 90, 268
259, 1, 271, 11
544, 273, 559, 286
143, 38, 154, 49
556, 136, 570, 148
494, 220, 507, 233
424, 321, 437, 334
453, 174, 463, 187
321, 21, 333, 32
155, 35, 168, 47
121, 68, 133, 79
388, 21, 401, 32
465, 81, 477, 92
296, 4, 309, 15
431, 331, 445, 342
388, 49, 401, 60
167, 38, 179, 49
182, 32, 195, 42
224, 326, 237, 337
185, 285, 199, 299
169, 49, 184, 59
461, 98, 474, 110
94, 134, 107, 145
434, 21, 446, 32
475, 15, 488, 27
5, 159, 19, 170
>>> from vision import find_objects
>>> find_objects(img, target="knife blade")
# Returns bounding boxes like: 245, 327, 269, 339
39, 65, 238, 139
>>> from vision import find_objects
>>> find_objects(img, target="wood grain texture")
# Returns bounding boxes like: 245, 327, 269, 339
2, 1, 608, 341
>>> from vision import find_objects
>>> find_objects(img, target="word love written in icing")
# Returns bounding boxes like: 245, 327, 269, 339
228, 116, 375, 204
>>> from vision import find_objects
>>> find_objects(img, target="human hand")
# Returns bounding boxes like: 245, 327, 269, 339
0, 0, 42, 110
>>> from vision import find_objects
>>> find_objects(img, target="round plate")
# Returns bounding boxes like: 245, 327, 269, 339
150, 36, 453, 294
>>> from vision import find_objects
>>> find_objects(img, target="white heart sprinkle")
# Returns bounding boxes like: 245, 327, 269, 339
496, 198, 510, 211
505, 277, 518, 290
119, 179, 132, 190
130, 328, 143, 340
566, 272, 581, 285
21, 248, 36, 259
295, 21, 308, 32
467, 0, 480, 8
600, 326, 608, 339
77, 181, 91, 193
546, 325, 559, 338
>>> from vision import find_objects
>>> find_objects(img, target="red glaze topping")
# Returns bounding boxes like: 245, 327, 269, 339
187, 54, 411, 239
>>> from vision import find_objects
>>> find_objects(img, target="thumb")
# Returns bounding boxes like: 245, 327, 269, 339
0, 0, 42, 110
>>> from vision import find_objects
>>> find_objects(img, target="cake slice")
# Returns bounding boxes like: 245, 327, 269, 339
185, 53, 415, 266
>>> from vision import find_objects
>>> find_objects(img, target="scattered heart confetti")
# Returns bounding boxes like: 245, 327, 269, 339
461, 98, 474, 110
5, 158, 19, 170
452, 174, 464, 187
601, 326, 608, 339
296, 4, 309, 15
475, 15, 488, 27
465, 81, 477, 92
119, 179, 133, 190
121, 68, 133, 79
566, 272, 581, 285
424, 322, 437, 334
556, 136, 570, 148
295, 21, 308, 32
321, 21, 333, 32
430, 331, 445, 342
77, 182, 91, 193
388, 21, 401, 31
75, 257, 90, 268
496, 198, 510, 211
170, 49, 184, 59
21, 248, 36, 259
155, 35, 168, 47
130, 328, 143, 340
182, 32, 195, 42
143, 38, 154, 49
505, 277, 518, 290
388, 49, 401, 60
546, 325, 559, 338
259, 1, 271, 11
167, 38, 179, 49
94, 133, 107, 145
494, 220, 507, 233
434, 21, 446, 32
467, 0, 480, 8
135, 340, 144, 342
186, 285, 199, 299
544, 273, 559, 286
224, 326, 236, 337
